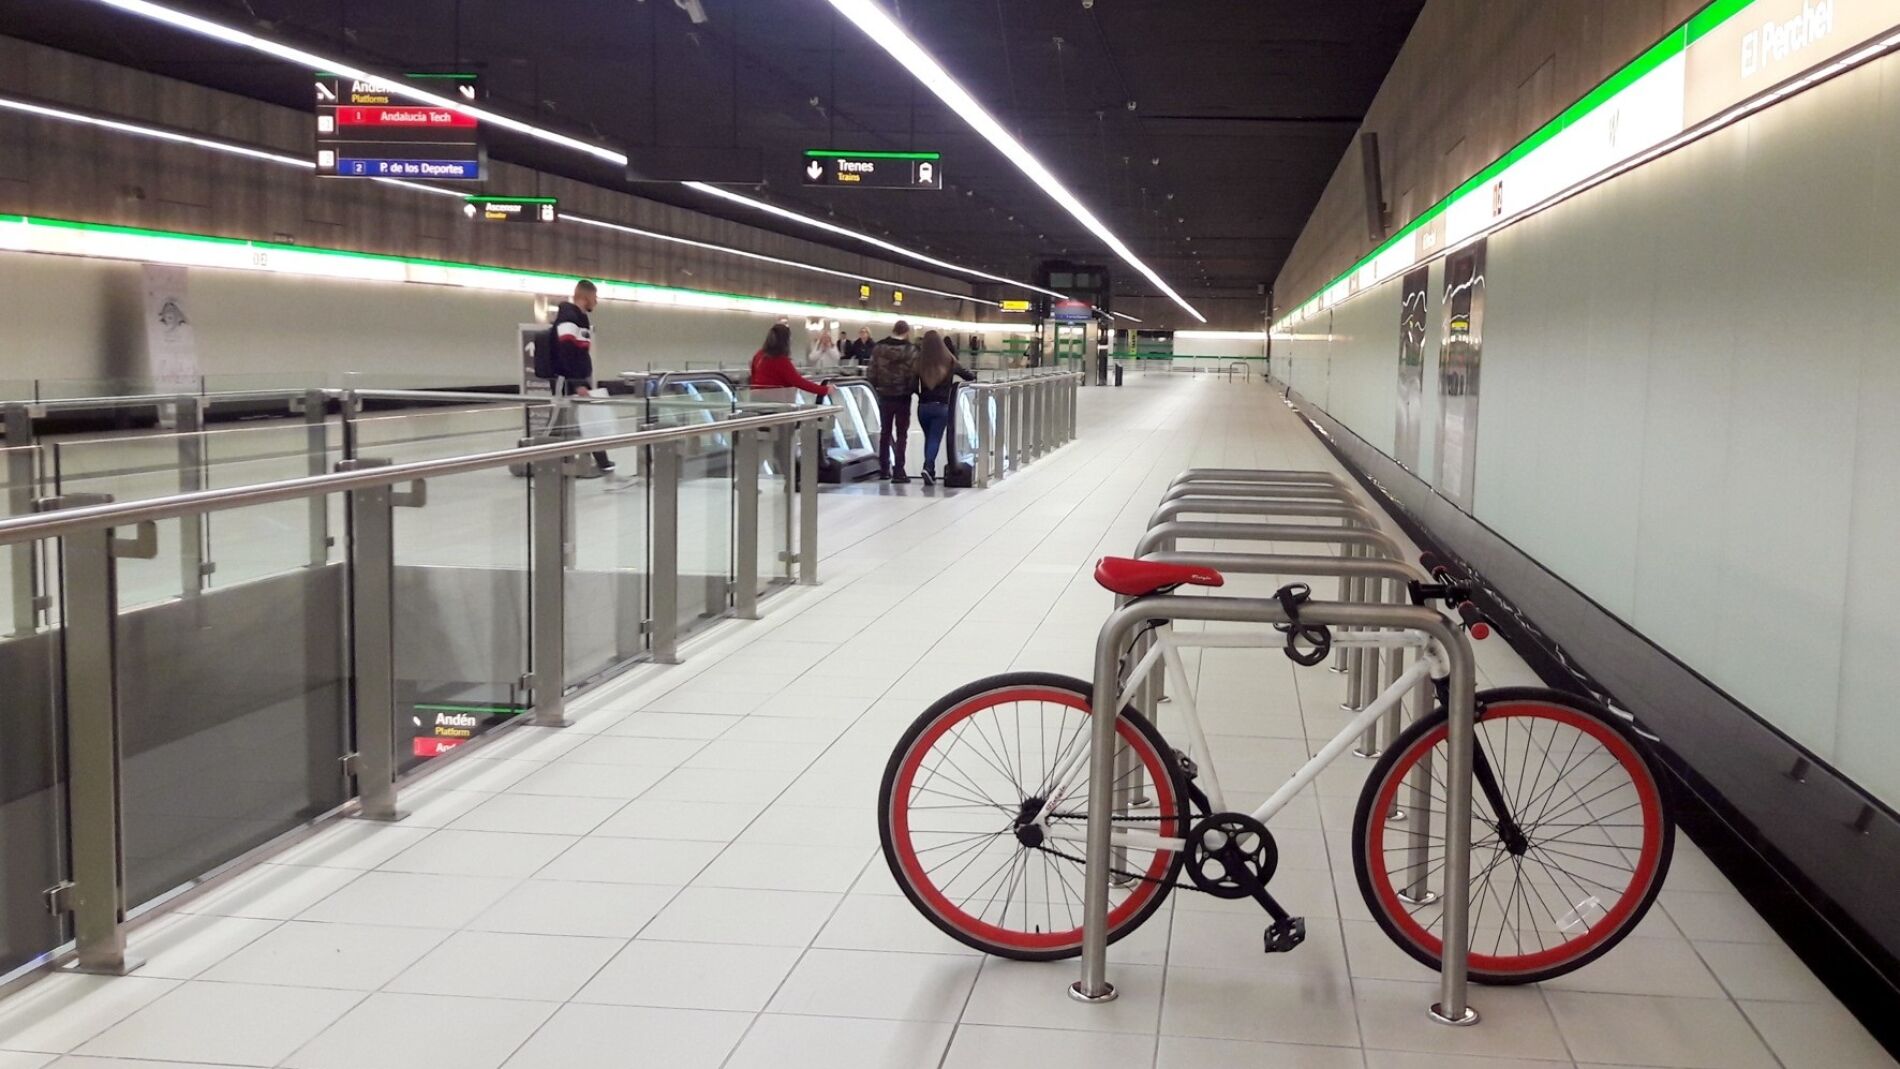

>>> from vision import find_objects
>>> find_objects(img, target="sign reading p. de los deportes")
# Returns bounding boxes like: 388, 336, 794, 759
802, 150, 943, 190
316, 73, 486, 181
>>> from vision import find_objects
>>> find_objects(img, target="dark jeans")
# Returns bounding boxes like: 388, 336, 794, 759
917, 401, 950, 475
877, 393, 911, 475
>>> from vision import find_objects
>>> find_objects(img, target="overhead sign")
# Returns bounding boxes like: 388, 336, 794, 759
464, 196, 558, 224
858, 284, 872, 302
893, 290, 905, 306
316, 74, 485, 181
1000, 299, 1032, 312
802, 150, 943, 190
1051, 299, 1093, 323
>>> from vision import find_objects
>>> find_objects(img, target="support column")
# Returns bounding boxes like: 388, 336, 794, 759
530, 454, 574, 721
650, 442, 681, 663
734, 428, 761, 620
346, 475, 407, 820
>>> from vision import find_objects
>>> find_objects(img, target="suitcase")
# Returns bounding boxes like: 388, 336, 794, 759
942, 460, 975, 488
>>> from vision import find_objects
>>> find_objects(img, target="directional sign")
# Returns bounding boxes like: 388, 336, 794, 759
1000, 300, 1032, 312
802, 150, 943, 190
316, 73, 485, 182
464, 196, 558, 224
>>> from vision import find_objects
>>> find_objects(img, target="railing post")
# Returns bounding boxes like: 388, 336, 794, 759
303, 390, 332, 567
174, 396, 210, 597
529, 453, 574, 721
6, 402, 44, 636
342, 462, 408, 820
650, 441, 681, 663
992, 390, 1009, 482
776, 425, 796, 580
972, 389, 992, 489
734, 427, 761, 620
798, 417, 820, 585
57, 498, 148, 974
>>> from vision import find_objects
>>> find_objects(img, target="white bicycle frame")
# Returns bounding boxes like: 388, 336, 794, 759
1039, 624, 1446, 855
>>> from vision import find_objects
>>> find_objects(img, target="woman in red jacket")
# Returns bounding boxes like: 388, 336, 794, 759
750, 324, 831, 397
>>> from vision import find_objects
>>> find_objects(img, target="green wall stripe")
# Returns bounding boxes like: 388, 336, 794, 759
1283, 0, 1747, 321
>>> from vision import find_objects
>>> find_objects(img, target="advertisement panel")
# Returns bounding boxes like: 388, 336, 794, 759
1393, 266, 1430, 472
1434, 240, 1485, 509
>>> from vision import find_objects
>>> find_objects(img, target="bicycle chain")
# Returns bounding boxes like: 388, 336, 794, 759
1032, 814, 1212, 895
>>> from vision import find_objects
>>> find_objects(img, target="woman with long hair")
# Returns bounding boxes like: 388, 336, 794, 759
913, 330, 975, 486
750, 323, 829, 398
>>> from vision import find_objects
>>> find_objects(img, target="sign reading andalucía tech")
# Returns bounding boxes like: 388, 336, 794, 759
801, 150, 944, 190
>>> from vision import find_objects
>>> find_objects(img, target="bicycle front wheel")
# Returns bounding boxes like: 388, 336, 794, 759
879, 672, 1187, 961
1353, 686, 1674, 985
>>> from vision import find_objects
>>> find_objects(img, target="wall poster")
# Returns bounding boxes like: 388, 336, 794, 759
1434, 239, 1485, 509
1393, 266, 1429, 472
141, 264, 200, 392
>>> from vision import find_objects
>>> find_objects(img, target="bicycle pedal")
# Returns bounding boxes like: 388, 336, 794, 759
1263, 917, 1306, 954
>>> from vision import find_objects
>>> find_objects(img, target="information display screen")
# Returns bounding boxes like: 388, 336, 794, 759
315, 74, 485, 181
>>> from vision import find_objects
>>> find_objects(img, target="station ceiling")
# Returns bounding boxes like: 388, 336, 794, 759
2, 0, 1423, 325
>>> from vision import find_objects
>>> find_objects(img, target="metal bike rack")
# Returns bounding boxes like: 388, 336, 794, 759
1073, 592, 1480, 1027
1146, 496, 1412, 754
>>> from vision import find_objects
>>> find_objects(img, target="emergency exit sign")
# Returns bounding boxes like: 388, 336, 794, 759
802, 150, 943, 190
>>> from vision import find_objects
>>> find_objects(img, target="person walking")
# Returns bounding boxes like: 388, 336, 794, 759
867, 320, 919, 482
548, 279, 614, 476
750, 323, 831, 398
913, 330, 975, 486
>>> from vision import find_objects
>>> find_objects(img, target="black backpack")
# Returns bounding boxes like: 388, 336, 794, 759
531, 324, 559, 380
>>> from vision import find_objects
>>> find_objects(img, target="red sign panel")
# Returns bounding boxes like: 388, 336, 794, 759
337, 107, 477, 128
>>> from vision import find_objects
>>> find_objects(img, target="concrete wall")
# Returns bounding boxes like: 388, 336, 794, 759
1274, 0, 1704, 311
0, 35, 986, 385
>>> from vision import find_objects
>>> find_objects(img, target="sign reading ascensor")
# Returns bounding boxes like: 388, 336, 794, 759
802, 150, 943, 190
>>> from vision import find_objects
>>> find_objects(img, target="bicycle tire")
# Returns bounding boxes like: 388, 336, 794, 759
878, 671, 1188, 961
1352, 685, 1674, 985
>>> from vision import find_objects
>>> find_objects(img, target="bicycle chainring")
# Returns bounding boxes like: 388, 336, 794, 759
1185, 812, 1278, 899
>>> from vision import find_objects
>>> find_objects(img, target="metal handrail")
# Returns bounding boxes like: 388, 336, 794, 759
0, 406, 831, 547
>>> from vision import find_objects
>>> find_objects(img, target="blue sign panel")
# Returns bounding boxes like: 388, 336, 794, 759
336, 158, 481, 179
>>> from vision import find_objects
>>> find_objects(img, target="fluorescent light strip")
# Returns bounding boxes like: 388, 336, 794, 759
1111, 311, 1143, 323
91, 0, 627, 166
684, 181, 1062, 299
825, 0, 1205, 323
1, 92, 998, 320
566, 213, 994, 306
84, 0, 1064, 304
1175, 330, 1268, 342
0, 96, 309, 168
0, 213, 1011, 335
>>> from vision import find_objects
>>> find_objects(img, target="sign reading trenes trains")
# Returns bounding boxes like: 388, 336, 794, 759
802, 150, 943, 190
315, 74, 486, 181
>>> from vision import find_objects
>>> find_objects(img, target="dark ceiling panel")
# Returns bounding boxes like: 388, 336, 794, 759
0, 0, 1422, 325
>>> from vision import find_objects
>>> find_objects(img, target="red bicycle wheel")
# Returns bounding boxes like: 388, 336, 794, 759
1353, 687, 1673, 984
879, 672, 1186, 960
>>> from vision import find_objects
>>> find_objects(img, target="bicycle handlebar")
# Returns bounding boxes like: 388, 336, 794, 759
1416, 552, 1491, 640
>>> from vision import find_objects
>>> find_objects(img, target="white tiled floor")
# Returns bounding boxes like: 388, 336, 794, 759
2, 374, 1892, 1068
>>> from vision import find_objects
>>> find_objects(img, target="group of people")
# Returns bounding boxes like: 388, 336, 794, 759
748, 318, 974, 486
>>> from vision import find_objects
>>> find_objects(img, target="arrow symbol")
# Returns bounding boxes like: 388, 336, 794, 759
806, 160, 825, 181
315, 82, 337, 101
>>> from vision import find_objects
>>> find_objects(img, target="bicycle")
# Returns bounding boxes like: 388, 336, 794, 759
878, 553, 1675, 985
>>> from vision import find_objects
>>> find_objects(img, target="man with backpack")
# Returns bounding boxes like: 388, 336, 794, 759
535, 280, 614, 476
867, 320, 918, 482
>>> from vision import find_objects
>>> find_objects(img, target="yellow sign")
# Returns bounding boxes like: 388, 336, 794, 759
893, 290, 904, 306
1000, 299, 1032, 312
858, 284, 872, 301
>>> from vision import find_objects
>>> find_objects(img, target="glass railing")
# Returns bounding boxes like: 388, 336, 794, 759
0, 393, 831, 982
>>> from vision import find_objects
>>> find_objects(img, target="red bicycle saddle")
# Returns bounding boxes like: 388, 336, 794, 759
1093, 556, 1225, 597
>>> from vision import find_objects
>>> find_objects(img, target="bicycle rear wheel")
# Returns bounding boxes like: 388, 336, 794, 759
879, 672, 1187, 961
1353, 686, 1673, 985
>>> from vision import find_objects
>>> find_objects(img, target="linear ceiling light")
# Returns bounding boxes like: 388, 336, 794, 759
90, 0, 626, 166
1111, 311, 1143, 323
824, 0, 1206, 323
684, 182, 1062, 299
1, 93, 991, 314
566, 213, 994, 306
84, 0, 1063, 303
